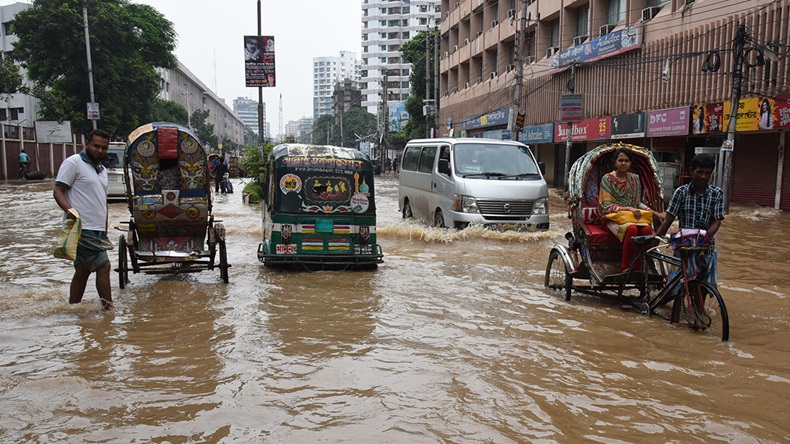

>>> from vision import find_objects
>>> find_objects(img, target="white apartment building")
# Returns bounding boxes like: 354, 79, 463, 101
360, 0, 441, 115
313, 51, 361, 119
1, 2, 37, 124
233, 97, 264, 136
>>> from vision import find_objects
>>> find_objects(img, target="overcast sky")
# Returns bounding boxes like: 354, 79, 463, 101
3, 0, 362, 136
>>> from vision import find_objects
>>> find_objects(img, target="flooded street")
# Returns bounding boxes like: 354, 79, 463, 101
1, 175, 789, 442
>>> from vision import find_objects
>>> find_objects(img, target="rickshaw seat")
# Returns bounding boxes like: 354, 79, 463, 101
581, 206, 619, 244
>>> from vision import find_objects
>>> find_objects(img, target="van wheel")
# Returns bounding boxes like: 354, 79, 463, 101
402, 200, 413, 219
433, 209, 445, 228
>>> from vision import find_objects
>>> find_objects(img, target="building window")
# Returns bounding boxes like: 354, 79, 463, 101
2, 22, 11, 36
576, 4, 589, 38
549, 19, 560, 48
607, 0, 626, 24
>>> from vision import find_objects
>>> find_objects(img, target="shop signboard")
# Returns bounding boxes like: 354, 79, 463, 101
691, 102, 724, 134
519, 123, 554, 143
459, 107, 510, 130
646, 107, 689, 137
550, 24, 641, 72
611, 112, 645, 139
554, 116, 611, 142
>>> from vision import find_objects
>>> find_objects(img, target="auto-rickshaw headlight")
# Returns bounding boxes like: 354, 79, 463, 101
453, 194, 478, 213
533, 197, 548, 215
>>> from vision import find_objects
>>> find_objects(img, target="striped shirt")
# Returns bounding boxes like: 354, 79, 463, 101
666, 182, 724, 234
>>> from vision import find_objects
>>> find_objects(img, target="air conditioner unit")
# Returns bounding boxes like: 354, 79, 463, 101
475, 31, 483, 39
641, 6, 660, 22
454, 2, 459, 9
524, 55, 536, 64
684, 0, 695, 5
491, 20, 499, 29
464, 82, 470, 89
489, 71, 497, 79
443, 90, 449, 97
452, 87, 458, 93
453, 44, 458, 52
443, 51, 449, 58
463, 38, 470, 46
573, 35, 587, 46
476, 76, 483, 84
506, 63, 515, 72
507, 9, 516, 18
599, 24, 615, 37
546, 46, 559, 58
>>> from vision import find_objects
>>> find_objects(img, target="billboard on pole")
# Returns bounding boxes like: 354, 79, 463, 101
244, 35, 276, 87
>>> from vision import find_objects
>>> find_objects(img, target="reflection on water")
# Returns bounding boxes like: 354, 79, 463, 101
0, 178, 789, 442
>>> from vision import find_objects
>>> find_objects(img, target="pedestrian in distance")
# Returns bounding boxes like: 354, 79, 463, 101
214, 153, 229, 194
53, 129, 114, 310
19, 148, 31, 179
656, 154, 724, 287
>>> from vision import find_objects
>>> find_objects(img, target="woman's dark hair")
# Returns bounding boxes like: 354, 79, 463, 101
613, 147, 633, 161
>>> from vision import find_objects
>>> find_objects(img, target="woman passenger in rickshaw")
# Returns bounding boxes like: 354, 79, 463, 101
599, 147, 665, 273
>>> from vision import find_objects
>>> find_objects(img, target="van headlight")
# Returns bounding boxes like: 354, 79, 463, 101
532, 197, 548, 215
452, 194, 478, 213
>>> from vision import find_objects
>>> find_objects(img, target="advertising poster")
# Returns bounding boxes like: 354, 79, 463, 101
691, 102, 724, 134
388, 101, 409, 132
773, 94, 790, 129
722, 97, 760, 132
245, 35, 276, 87
611, 112, 645, 139
646, 107, 689, 137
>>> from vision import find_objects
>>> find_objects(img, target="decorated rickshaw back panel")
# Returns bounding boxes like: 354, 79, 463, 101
126, 123, 210, 252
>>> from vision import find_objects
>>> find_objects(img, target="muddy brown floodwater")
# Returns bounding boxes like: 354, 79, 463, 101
1, 176, 789, 442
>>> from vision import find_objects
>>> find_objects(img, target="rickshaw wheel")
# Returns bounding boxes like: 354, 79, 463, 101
219, 239, 229, 283
118, 235, 129, 289
546, 248, 572, 301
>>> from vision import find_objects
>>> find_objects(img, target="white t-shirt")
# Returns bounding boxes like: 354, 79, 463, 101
55, 152, 108, 231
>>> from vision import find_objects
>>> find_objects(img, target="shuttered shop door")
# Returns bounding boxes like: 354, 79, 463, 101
731, 133, 778, 207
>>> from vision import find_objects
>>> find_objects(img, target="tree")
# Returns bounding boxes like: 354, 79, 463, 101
11, 0, 177, 136
397, 29, 439, 141
313, 109, 377, 147
0, 56, 24, 95
150, 99, 188, 126
190, 108, 215, 147
312, 114, 336, 145
221, 135, 239, 154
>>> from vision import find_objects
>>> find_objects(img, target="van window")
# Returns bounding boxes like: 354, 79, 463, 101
454, 143, 540, 177
402, 146, 421, 171
418, 146, 437, 173
101, 149, 124, 169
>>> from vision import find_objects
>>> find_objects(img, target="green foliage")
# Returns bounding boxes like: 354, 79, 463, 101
242, 181, 263, 204
396, 29, 439, 141
11, 0, 177, 137
240, 141, 274, 186
150, 99, 188, 126
0, 56, 24, 95
312, 108, 377, 147
190, 108, 215, 147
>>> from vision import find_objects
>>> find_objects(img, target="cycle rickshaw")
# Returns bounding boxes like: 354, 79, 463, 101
115, 122, 230, 287
545, 143, 729, 341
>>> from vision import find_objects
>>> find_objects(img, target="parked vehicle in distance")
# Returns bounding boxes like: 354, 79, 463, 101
257, 143, 384, 269
103, 142, 127, 202
398, 138, 549, 230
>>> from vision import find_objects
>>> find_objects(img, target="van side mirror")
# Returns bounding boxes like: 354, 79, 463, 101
438, 158, 451, 176
538, 162, 546, 176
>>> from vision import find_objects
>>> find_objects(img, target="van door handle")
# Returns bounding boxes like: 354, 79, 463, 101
432, 181, 437, 189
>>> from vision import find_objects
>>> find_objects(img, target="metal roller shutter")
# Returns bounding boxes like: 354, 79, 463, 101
731, 133, 779, 207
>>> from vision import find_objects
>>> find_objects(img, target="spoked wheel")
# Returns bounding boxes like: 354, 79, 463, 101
671, 280, 729, 342
219, 238, 229, 283
118, 235, 129, 289
545, 248, 572, 301
433, 209, 445, 228
402, 200, 413, 219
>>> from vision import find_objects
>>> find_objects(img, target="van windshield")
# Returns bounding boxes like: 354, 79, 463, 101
101, 149, 124, 169
453, 143, 540, 178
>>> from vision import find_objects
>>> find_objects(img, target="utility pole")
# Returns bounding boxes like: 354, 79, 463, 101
257, 0, 265, 147
82, 5, 97, 130
434, 26, 440, 136
381, 71, 388, 162
721, 24, 747, 212
425, 29, 433, 138
563, 63, 576, 189
508, 0, 528, 140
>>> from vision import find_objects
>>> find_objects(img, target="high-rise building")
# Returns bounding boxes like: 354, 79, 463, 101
232, 97, 264, 136
313, 51, 361, 119
360, 0, 441, 115
0, 2, 38, 124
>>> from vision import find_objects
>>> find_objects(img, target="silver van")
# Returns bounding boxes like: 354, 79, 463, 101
398, 138, 549, 230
